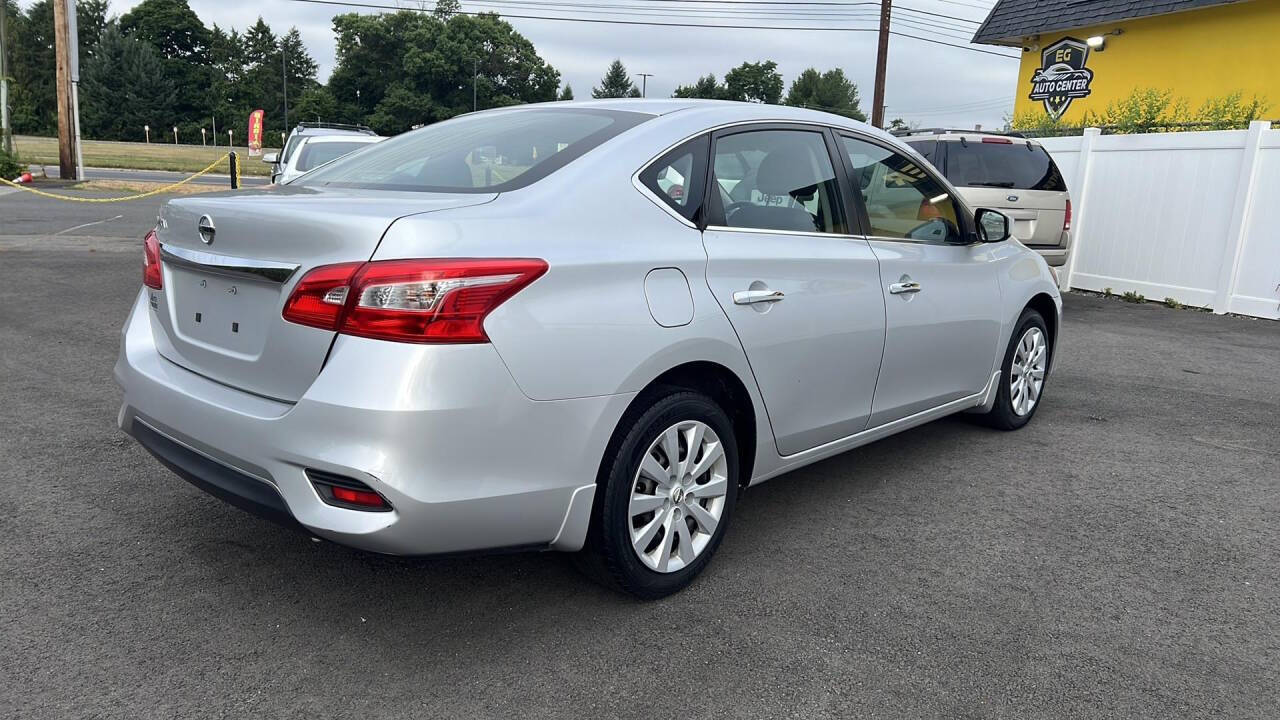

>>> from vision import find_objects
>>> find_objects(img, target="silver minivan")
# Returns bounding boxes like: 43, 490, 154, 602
903, 130, 1071, 267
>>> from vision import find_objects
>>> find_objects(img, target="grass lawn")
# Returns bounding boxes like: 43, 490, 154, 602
13, 135, 281, 177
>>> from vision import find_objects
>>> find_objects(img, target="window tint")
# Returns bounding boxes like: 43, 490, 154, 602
710, 129, 842, 234
943, 140, 1067, 191
905, 139, 937, 165
639, 135, 709, 222
296, 141, 373, 172
298, 109, 649, 192
842, 135, 962, 243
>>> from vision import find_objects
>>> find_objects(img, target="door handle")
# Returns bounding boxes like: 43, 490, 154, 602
888, 281, 922, 295
733, 289, 785, 305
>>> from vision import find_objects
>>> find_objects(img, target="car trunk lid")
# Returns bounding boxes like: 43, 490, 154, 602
955, 186, 1068, 247
149, 186, 496, 402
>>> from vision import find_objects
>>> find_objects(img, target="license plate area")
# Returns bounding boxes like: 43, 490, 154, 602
169, 267, 279, 357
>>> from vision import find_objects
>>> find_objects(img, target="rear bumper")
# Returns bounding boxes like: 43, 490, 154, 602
115, 290, 632, 556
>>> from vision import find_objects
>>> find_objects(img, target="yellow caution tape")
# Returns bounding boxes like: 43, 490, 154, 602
0, 153, 235, 202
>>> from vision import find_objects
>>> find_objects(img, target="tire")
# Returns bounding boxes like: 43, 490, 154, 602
576, 390, 739, 599
980, 308, 1050, 431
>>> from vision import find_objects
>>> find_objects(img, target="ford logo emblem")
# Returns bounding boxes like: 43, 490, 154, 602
1006, 195, 1019, 202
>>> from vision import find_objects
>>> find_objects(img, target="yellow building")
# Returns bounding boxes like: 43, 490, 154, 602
972, 0, 1280, 123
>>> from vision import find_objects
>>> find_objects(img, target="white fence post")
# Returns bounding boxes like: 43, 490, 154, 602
1059, 127, 1101, 292
1213, 120, 1270, 314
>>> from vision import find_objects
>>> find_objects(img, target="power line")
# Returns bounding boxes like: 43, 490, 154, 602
288, 0, 1019, 58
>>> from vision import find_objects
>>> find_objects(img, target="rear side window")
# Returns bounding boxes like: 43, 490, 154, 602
298, 108, 650, 193
943, 141, 1067, 191
639, 135, 709, 222
708, 129, 844, 234
296, 142, 373, 172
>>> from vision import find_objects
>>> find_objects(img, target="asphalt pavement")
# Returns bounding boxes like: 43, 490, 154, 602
2, 191, 1277, 719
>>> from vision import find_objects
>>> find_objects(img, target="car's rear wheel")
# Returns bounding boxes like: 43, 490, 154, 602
577, 390, 739, 599
981, 308, 1050, 430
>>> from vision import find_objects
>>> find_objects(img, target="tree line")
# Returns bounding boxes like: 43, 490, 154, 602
1, 0, 879, 144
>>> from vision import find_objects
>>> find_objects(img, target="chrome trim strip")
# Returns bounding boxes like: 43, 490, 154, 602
705, 224, 863, 240
160, 243, 300, 284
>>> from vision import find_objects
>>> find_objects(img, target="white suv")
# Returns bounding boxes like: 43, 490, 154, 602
902, 130, 1072, 267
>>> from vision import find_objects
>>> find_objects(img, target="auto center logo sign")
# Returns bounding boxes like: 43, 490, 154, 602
1029, 37, 1094, 120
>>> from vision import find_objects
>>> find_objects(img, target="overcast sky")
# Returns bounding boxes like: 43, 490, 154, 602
50, 0, 1021, 128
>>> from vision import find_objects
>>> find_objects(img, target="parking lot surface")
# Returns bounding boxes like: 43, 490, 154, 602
2, 192, 1277, 718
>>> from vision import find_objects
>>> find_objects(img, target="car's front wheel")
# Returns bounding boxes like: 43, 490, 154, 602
981, 308, 1050, 430
577, 390, 739, 599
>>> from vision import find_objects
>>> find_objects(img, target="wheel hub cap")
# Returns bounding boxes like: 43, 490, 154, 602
1009, 326, 1047, 417
628, 420, 730, 574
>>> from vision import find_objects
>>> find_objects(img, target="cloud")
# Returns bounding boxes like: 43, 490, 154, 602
91, 0, 1017, 127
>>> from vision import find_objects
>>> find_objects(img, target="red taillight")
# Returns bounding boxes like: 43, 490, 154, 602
330, 485, 388, 508
143, 230, 163, 289
282, 258, 548, 343
1063, 198, 1072, 232
281, 261, 363, 330
982, 137, 1013, 144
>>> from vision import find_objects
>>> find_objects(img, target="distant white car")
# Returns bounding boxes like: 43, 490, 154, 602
270, 134, 384, 184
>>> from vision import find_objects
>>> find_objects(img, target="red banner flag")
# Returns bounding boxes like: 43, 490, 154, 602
247, 109, 265, 156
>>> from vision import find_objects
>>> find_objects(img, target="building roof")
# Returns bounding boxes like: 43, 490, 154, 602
971, 0, 1249, 46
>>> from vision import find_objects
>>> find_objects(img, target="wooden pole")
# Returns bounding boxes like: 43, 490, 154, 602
871, 0, 892, 129
52, 0, 77, 179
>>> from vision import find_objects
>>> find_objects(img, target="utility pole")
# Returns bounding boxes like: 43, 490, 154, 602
281, 43, 289, 129
1, 2, 12, 155
871, 0, 892, 129
637, 73, 653, 98
52, 0, 79, 179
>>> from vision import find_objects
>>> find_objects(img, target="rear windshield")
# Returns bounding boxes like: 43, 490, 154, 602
297, 108, 650, 193
943, 141, 1067, 192
296, 141, 373, 172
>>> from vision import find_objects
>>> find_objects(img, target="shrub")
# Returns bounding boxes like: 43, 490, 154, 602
0, 147, 27, 180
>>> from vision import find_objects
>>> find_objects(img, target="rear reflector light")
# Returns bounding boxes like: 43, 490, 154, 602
143, 230, 163, 290
1063, 198, 1072, 232
307, 469, 391, 511
982, 137, 1013, 144
330, 486, 388, 508
282, 258, 548, 343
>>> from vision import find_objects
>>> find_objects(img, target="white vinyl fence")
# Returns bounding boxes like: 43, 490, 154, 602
1040, 121, 1280, 320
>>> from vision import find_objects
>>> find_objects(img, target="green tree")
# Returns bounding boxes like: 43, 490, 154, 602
723, 61, 783, 104
79, 26, 177, 142
885, 118, 913, 134
672, 74, 726, 100
558, 84, 574, 101
784, 68, 865, 121
120, 0, 215, 138
293, 86, 340, 123
328, 10, 559, 133
6, 0, 109, 135
592, 59, 639, 99
119, 0, 210, 62
433, 0, 461, 20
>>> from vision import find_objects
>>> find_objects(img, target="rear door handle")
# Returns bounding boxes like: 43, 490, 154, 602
888, 281, 921, 295
733, 289, 785, 305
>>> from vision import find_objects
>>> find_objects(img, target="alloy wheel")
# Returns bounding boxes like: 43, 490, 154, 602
1010, 326, 1047, 416
628, 420, 730, 573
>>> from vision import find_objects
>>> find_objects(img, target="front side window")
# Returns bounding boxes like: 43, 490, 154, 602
638, 135, 709, 222
297, 108, 649, 193
842, 135, 962, 243
709, 129, 842, 234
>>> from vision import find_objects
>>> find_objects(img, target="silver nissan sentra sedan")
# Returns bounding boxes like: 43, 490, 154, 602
116, 99, 1060, 598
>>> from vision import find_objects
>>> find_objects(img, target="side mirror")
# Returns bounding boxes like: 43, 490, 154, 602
262, 152, 279, 164
975, 208, 1011, 243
